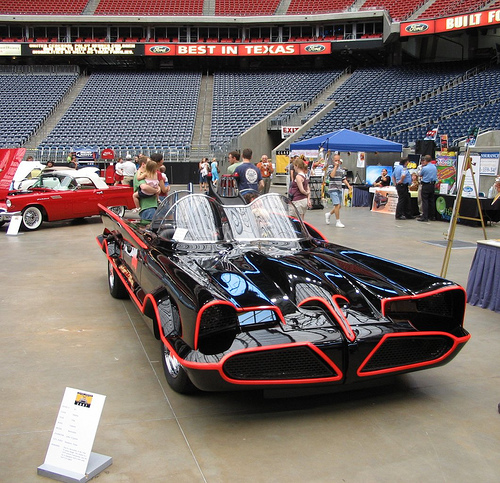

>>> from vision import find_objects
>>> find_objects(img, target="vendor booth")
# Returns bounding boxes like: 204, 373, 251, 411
290, 129, 403, 155
290, 130, 403, 206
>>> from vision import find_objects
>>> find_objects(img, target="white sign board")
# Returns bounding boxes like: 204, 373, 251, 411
480, 152, 499, 176
458, 154, 481, 198
281, 126, 300, 138
42, 387, 106, 476
6, 215, 22, 236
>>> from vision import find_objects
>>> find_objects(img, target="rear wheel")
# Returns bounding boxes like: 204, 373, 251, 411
108, 205, 126, 217
161, 341, 197, 394
22, 206, 43, 230
108, 261, 129, 299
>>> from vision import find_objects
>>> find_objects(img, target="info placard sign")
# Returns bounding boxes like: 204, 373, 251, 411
40, 387, 107, 479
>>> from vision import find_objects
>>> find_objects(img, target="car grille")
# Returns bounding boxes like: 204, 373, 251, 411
223, 346, 338, 381
360, 336, 454, 373
416, 293, 453, 317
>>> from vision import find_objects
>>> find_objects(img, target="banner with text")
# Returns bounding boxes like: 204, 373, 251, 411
400, 8, 500, 36
0, 41, 334, 57
145, 42, 331, 56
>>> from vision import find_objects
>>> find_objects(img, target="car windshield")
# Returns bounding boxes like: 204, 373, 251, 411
32, 173, 78, 190
151, 192, 310, 244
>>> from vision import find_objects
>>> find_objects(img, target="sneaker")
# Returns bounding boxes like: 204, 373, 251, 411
336, 220, 345, 228
325, 212, 331, 225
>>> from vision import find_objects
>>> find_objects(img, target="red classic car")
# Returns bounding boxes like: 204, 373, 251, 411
0, 168, 135, 230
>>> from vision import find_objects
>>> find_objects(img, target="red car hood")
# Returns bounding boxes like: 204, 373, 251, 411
0, 148, 26, 201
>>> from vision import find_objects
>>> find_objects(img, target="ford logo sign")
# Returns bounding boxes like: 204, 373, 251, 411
305, 44, 326, 53
150, 45, 171, 54
405, 23, 429, 33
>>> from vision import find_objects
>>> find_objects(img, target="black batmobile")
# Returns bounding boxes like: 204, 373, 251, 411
97, 187, 470, 394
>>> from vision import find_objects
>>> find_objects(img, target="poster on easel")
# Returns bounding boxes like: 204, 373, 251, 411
458, 153, 481, 198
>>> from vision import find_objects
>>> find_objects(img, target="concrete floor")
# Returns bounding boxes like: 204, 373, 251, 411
1, 187, 500, 483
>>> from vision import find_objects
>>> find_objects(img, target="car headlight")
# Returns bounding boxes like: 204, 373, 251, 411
6, 200, 11, 208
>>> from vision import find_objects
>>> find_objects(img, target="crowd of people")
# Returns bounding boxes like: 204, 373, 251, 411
391, 154, 438, 222
21, 149, 498, 225
285, 151, 351, 225
111, 152, 170, 221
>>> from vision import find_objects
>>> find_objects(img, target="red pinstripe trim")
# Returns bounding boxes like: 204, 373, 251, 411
381, 284, 466, 320
302, 220, 328, 241
217, 342, 343, 385
96, 236, 105, 250
298, 295, 356, 342
357, 331, 471, 377
103, 248, 330, 386
98, 203, 148, 249
102, 245, 180, 344
157, 300, 343, 385
100, 245, 469, 387
102, 243, 143, 308
193, 300, 286, 350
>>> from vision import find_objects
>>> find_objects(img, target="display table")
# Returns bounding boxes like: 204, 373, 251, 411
352, 185, 371, 207
466, 239, 500, 313
435, 194, 500, 226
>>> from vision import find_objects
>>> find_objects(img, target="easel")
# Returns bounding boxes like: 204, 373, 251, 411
440, 139, 487, 278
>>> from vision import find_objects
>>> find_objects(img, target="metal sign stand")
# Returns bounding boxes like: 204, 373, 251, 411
440, 142, 488, 278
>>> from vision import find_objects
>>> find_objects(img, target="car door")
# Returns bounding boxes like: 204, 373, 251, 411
72, 176, 106, 217
31, 173, 88, 220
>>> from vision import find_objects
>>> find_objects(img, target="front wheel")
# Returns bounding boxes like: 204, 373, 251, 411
161, 341, 197, 394
108, 261, 129, 299
22, 206, 43, 230
108, 205, 126, 217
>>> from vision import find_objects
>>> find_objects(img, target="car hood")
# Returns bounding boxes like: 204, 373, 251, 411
0, 148, 26, 201
195, 242, 451, 316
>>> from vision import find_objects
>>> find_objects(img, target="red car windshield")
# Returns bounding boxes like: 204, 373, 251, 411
32, 173, 78, 190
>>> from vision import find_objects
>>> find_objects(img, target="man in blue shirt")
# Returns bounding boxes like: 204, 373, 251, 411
418, 155, 438, 222
392, 157, 413, 220
234, 148, 264, 193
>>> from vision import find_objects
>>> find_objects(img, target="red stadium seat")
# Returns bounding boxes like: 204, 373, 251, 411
94, 0, 203, 15
0, 0, 88, 14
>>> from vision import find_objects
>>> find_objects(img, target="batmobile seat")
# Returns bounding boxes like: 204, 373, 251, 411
209, 175, 246, 206
157, 223, 176, 240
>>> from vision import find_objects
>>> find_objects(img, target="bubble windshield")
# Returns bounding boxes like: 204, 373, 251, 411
151, 192, 310, 244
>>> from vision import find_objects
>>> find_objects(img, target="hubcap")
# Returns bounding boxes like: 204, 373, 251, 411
109, 265, 115, 288
164, 347, 180, 378
25, 209, 40, 227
